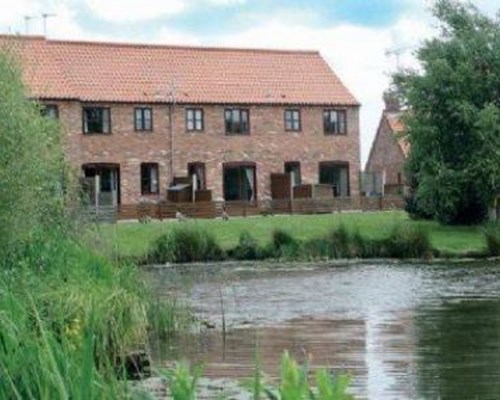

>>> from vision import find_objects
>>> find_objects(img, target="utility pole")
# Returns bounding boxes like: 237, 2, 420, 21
42, 13, 56, 36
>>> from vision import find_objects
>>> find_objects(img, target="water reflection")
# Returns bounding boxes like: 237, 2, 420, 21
147, 262, 500, 399
415, 300, 500, 399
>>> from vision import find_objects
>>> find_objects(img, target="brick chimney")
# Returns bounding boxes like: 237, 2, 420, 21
383, 90, 401, 112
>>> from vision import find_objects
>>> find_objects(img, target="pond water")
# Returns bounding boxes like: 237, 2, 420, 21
146, 261, 500, 399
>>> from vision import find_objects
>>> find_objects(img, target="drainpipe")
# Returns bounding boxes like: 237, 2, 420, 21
168, 104, 174, 185
168, 81, 177, 186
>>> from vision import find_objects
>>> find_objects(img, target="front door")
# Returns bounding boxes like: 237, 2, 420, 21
223, 164, 256, 201
82, 164, 120, 206
319, 162, 350, 197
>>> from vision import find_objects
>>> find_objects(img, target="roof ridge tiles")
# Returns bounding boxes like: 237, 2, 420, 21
1, 34, 320, 55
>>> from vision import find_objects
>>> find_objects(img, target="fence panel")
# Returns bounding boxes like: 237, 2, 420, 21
88, 195, 407, 222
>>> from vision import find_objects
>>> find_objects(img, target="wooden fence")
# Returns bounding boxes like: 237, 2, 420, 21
84, 195, 405, 223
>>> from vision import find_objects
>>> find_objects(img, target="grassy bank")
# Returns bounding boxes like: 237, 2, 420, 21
100, 211, 488, 260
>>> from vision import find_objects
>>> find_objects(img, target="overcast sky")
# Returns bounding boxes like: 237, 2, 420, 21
0, 0, 498, 165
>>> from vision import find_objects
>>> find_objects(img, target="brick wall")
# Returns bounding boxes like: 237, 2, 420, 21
53, 101, 361, 204
365, 115, 406, 186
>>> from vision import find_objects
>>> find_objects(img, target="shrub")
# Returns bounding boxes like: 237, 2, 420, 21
148, 224, 224, 264
271, 229, 301, 259
302, 238, 333, 260
484, 223, 500, 256
327, 225, 354, 258
230, 231, 266, 260
381, 224, 431, 258
351, 231, 378, 258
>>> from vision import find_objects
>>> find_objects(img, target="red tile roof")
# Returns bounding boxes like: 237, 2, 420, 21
385, 111, 409, 157
0, 35, 359, 106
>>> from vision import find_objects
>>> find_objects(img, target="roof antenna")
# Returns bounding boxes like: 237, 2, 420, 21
42, 13, 56, 37
384, 46, 410, 70
24, 15, 35, 35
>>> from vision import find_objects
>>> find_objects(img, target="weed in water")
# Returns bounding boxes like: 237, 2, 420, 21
243, 351, 353, 400
161, 361, 202, 400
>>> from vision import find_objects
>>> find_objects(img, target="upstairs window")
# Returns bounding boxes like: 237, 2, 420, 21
42, 104, 59, 119
83, 107, 111, 134
141, 163, 159, 195
186, 108, 204, 131
225, 108, 249, 135
135, 107, 152, 131
323, 109, 347, 135
284, 109, 301, 131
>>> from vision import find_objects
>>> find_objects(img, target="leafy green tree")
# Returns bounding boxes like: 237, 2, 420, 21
0, 45, 70, 261
395, 0, 500, 224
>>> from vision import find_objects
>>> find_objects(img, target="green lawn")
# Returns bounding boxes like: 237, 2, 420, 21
95, 211, 487, 259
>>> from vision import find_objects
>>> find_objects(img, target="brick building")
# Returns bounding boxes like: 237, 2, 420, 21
2, 35, 361, 206
365, 91, 408, 195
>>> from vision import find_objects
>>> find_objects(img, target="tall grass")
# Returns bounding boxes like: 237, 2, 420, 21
0, 239, 151, 398
148, 224, 225, 264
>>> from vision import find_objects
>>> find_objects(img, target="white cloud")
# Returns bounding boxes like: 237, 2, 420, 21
206, 0, 245, 5
84, 0, 247, 23
85, 0, 186, 22
153, 26, 202, 46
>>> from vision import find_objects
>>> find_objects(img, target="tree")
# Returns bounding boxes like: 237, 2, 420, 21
0, 45, 69, 261
394, 0, 500, 224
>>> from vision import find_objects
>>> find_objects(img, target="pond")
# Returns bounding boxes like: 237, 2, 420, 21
146, 261, 500, 399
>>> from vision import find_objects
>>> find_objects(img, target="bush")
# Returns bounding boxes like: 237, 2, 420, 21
271, 229, 301, 259
380, 224, 432, 258
351, 231, 378, 258
484, 224, 500, 256
229, 231, 266, 260
148, 224, 224, 263
327, 224, 354, 258
302, 238, 333, 260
